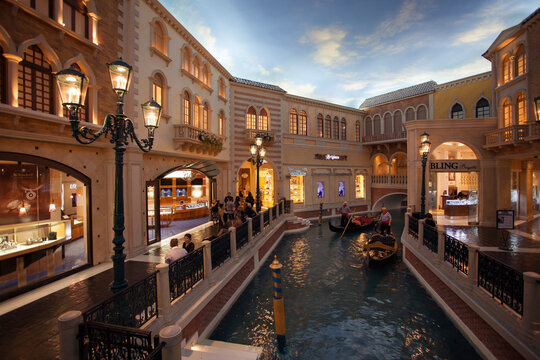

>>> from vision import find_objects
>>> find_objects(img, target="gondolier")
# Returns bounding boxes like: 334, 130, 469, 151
340, 202, 351, 226
379, 207, 392, 234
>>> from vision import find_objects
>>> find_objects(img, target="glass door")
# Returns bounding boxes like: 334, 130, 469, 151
146, 180, 160, 245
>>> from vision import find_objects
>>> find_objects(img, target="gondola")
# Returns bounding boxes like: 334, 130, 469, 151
328, 216, 377, 233
364, 233, 398, 266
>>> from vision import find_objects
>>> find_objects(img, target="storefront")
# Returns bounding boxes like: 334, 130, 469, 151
237, 160, 277, 208
0, 154, 90, 298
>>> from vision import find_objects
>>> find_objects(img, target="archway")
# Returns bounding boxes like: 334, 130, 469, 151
372, 193, 407, 211
390, 153, 407, 175
372, 154, 389, 175
237, 158, 278, 209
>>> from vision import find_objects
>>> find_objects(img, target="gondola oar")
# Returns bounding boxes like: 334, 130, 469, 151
339, 215, 353, 240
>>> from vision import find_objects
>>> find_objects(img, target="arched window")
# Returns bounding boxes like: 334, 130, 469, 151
475, 98, 490, 118
63, 63, 88, 122
152, 72, 165, 109
0, 46, 5, 104
393, 111, 403, 133
416, 105, 427, 120
384, 113, 392, 134
246, 106, 257, 129
405, 108, 415, 121
341, 118, 347, 140
18, 45, 53, 114
324, 115, 331, 138
183, 91, 191, 124
515, 46, 526, 77
451, 103, 464, 119
355, 120, 360, 141
502, 98, 511, 127
219, 77, 226, 98
373, 115, 381, 135
192, 56, 201, 79
299, 111, 307, 135
317, 113, 323, 137
182, 47, 192, 72
202, 102, 209, 130
502, 55, 511, 83
289, 108, 298, 134
365, 117, 372, 137
202, 64, 211, 87
193, 97, 201, 128
259, 108, 269, 130
152, 21, 167, 54
219, 110, 225, 136
333, 116, 339, 139
516, 92, 526, 125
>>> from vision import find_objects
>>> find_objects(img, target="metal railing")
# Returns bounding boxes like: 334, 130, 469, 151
236, 221, 249, 250
371, 174, 407, 186
422, 223, 438, 253
263, 210, 270, 227
408, 215, 418, 239
169, 247, 204, 302
279, 201, 284, 215
83, 272, 158, 328
211, 232, 231, 269
362, 131, 406, 144
272, 205, 277, 220
252, 213, 261, 236
284, 200, 291, 214
444, 235, 469, 275
478, 252, 523, 316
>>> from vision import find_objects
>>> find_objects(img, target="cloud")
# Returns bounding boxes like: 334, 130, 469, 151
301, 27, 350, 66
277, 80, 316, 97
341, 81, 369, 91
453, 20, 505, 45
257, 65, 270, 76
272, 66, 282, 73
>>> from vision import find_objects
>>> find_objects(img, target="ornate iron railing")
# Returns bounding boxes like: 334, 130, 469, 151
83, 272, 158, 328
478, 252, 523, 316
145, 340, 164, 360
211, 232, 231, 269
236, 221, 249, 250
272, 205, 277, 220
408, 215, 418, 239
169, 247, 204, 302
284, 200, 291, 214
263, 210, 270, 227
279, 201, 284, 215
252, 213, 261, 236
422, 223, 438, 253
444, 235, 469, 275
80, 321, 159, 360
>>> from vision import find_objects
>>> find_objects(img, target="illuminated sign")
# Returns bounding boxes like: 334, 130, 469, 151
429, 160, 479, 172
315, 154, 347, 161
69, 183, 77, 189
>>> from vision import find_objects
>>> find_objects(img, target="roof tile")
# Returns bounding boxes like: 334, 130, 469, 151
359, 80, 437, 108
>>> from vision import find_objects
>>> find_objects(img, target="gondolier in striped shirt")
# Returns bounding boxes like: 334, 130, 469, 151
340, 202, 351, 226
379, 207, 392, 235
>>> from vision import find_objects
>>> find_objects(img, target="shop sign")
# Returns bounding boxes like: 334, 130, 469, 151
429, 160, 479, 172
288, 167, 308, 176
315, 154, 348, 161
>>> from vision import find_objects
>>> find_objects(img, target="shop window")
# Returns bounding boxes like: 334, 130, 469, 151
63, 0, 89, 39
317, 182, 325, 198
290, 176, 304, 203
364, 117, 372, 137
219, 110, 225, 136
384, 113, 392, 134
62, 63, 88, 122
475, 98, 490, 118
502, 55, 511, 83
355, 175, 365, 198
451, 103, 464, 119
317, 113, 323, 137
332, 117, 339, 139
417, 105, 427, 120
289, 108, 298, 134
338, 181, 345, 197
258, 108, 269, 131
182, 47, 192, 72
393, 111, 403, 132
515, 46, 526, 77
299, 111, 307, 135
502, 98, 511, 127
341, 118, 346, 140
373, 115, 381, 135
152, 21, 167, 55
246, 106, 257, 129
202, 102, 209, 130
183, 91, 191, 124
516, 92, 526, 125
324, 115, 331, 138
18, 45, 54, 114
355, 120, 360, 141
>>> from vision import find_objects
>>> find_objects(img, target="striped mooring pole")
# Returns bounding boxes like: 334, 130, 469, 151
270, 255, 286, 349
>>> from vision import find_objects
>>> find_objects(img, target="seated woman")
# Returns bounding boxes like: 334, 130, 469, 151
424, 213, 436, 227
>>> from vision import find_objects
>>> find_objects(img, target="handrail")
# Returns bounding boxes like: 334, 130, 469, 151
236, 221, 249, 250
444, 234, 468, 275
211, 232, 231, 269
423, 223, 438, 253
408, 214, 418, 239
252, 213, 261, 236
169, 247, 204, 302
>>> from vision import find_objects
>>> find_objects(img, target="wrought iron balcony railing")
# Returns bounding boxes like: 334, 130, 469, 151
484, 123, 540, 149
173, 123, 225, 155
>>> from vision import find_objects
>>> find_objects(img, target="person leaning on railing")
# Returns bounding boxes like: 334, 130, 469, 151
165, 238, 188, 264
182, 233, 194, 253
424, 213, 436, 227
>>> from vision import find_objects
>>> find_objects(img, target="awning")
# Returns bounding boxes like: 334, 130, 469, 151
158, 160, 221, 179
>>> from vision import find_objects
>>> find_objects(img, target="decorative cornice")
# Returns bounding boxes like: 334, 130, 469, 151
285, 94, 365, 115
434, 72, 492, 91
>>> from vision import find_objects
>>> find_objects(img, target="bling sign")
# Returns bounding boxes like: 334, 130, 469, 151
429, 160, 479, 172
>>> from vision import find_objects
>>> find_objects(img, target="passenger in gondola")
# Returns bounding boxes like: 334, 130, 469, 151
340, 202, 352, 226
379, 207, 392, 235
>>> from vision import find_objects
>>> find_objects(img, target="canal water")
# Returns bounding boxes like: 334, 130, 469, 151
210, 209, 481, 359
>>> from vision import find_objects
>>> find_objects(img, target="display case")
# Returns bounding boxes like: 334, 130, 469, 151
290, 176, 304, 203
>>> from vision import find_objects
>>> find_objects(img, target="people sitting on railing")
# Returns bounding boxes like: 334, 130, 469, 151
182, 233, 194, 253
165, 238, 188, 264
233, 212, 244, 227
379, 207, 392, 235
424, 213, 436, 227
244, 202, 257, 218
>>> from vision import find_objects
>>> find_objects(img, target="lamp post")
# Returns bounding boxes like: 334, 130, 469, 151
250, 134, 266, 212
55, 59, 162, 292
418, 132, 431, 219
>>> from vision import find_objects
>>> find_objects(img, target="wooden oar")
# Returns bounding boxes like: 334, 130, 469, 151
339, 215, 353, 240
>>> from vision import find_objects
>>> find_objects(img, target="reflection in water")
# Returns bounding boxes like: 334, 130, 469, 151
211, 209, 480, 359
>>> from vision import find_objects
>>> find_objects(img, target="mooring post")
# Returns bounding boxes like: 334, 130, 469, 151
318, 202, 323, 225
270, 255, 286, 350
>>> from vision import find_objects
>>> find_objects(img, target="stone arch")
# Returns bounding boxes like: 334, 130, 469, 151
0, 24, 16, 53
389, 152, 407, 175
430, 141, 482, 161
63, 54, 97, 85
371, 153, 389, 175
405, 107, 415, 121
393, 109, 403, 132
416, 104, 428, 120
383, 111, 392, 134
449, 100, 466, 119
17, 34, 62, 72
372, 192, 407, 211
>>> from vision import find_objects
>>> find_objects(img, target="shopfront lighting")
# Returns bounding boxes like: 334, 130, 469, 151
418, 132, 430, 219
55, 58, 160, 293
534, 96, 540, 123
49, 202, 56, 212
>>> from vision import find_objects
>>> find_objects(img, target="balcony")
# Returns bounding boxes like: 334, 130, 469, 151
362, 131, 406, 145
173, 124, 225, 155
243, 128, 275, 146
371, 174, 407, 188
484, 123, 540, 149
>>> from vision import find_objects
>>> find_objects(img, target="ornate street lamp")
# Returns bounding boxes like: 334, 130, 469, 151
418, 132, 431, 219
250, 134, 266, 212
55, 60, 161, 292
534, 96, 540, 123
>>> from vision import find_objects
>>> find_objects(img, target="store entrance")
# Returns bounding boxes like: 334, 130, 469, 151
237, 159, 276, 209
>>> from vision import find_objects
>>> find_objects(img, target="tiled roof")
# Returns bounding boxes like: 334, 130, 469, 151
359, 80, 437, 109
232, 77, 286, 93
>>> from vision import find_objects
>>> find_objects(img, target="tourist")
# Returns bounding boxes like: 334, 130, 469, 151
218, 203, 226, 227
210, 200, 220, 225
182, 233, 195, 253
164, 238, 187, 264
233, 213, 243, 227
224, 191, 234, 204
425, 213, 436, 228
340, 202, 352, 226
245, 192, 255, 207
225, 198, 235, 222
379, 207, 392, 235
244, 202, 257, 218
234, 196, 241, 209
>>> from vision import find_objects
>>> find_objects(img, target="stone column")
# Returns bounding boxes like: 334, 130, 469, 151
229, 226, 237, 259
247, 218, 253, 242
524, 161, 534, 222
522, 272, 540, 333
156, 263, 171, 318
3, 54, 22, 107
202, 240, 213, 281
58, 310, 82, 360
54, 0, 63, 24
159, 325, 183, 360
467, 245, 480, 289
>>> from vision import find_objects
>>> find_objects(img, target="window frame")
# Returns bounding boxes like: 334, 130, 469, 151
18, 45, 54, 114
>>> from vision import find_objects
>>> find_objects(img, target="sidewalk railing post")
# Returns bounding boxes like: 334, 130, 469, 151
58, 310, 82, 360
202, 240, 213, 281
260, 211, 265, 233
229, 226, 237, 259
247, 217, 253, 242
404, 213, 410, 240
467, 245, 479, 289
156, 263, 171, 318
159, 325, 182, 360
437, 231, 445, 264
522, 272, 540, 333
